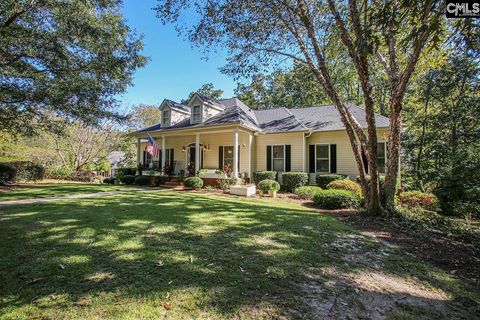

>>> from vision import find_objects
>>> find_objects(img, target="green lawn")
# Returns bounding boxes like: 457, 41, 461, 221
0, 183, 134, 202
0, 190, 478, 319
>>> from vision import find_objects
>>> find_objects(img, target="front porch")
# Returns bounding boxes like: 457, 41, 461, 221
136, 127, 254, 179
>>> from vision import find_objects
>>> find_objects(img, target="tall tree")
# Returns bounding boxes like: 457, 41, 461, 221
155, 0, 446, 214
181, 83, 224, 104
0, 0, 147, 135
129, 104, 162, 130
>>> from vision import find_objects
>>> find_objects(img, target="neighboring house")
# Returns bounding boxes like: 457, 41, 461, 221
132, 93, 389, 184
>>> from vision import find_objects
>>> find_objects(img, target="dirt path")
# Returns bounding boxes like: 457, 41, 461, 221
0, 188, 154, 207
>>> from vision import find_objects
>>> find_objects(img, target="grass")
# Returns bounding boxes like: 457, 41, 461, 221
0, 183, 134, 202
0, 189, 478, 319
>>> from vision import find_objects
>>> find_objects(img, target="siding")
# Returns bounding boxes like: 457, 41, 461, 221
255, 132, 305, 172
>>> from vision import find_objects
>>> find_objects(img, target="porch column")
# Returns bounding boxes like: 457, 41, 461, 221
248, 133, 252, 180
136, 138, 141, 174
195, 133, 200, 173
233, 128, 239, 178
302, 133, 306, 172
161, 136, 166, 173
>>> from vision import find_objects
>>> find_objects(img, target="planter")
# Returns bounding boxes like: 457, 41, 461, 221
198, 170, 226, 179
230, 184, 256, 197
268, 190, 277, 198
142, 170, 161, 176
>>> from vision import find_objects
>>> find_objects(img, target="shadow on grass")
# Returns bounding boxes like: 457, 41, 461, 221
0, 190, 478, 318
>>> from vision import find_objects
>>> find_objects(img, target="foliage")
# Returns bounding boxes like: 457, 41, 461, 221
120, 175, 136, 185
158, 176, 169, 185
327, 180, 362, 196
69, 170, 96, 183
316, 174, 347, 189
128, 104, 162, 130
0, 163, 16, 185
45, 166, 73, 180
398, 191, 440, 212
184, 177, 203, 189
217, 178, 240, 192
294, 186, 323, 200
395, 206, 445, 226
313, 190, 362, 210
253, 171, 277, 185
134, 175, 153, 186
0, 0, 147, 135
103, 177, 115, 185
258, 179, 280, 193
282, 172, 309, 192
116, 168, 137, 176
181, 83, 224, 104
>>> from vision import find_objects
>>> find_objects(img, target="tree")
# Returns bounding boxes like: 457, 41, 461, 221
155, 0, 447, 214
181, 83, 224, 104
0, 0, 147, 136
129, 104, 162, 130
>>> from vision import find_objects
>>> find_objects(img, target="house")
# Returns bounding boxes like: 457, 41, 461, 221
132, 93, 389, 184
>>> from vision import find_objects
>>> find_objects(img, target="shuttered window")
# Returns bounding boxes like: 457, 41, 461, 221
316, 145, 330, 173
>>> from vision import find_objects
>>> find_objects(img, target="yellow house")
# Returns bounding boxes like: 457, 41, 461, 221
132, 93, 389, 183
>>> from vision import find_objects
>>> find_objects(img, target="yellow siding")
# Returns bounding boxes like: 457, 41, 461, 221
255, 132, 305, 172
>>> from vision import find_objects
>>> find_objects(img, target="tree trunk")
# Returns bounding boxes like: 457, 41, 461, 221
384, 102, 402, 210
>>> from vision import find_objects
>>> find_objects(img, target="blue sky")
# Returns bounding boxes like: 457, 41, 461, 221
118, 0, 237, 107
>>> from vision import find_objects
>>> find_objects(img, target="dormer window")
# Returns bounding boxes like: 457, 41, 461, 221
192, 105, 202, 123
162, 109, 170, 126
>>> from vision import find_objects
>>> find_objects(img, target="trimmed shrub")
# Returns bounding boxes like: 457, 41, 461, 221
396, 206, 445, 225
217, 178, 240, 192
103, 177, 115, 184
120, 175, 136, 185
15, 162, 45, 182
184, 177, 203, 189
253, 171, 277, 184
135, 175, 153, 186
316, 174, 347, 189
258, 179, 280, 193
398, 191, 440, 212
294, 186, 323, 200
282, 172, 309, 192
116, 167, 137, 176
157, 176, 169, 185
327, 179, 362, 196
0, 163, 16, 185
313, 189, 361, 209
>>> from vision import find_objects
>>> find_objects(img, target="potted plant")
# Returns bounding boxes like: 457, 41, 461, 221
258, 179, 280, 198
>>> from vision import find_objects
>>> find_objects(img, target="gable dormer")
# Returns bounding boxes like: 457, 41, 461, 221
188, 93, 223, 125
159, 99, 189, 128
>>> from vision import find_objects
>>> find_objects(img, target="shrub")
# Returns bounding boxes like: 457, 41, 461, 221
313, 189, 362, 210
14, 162, 45, 182
396, 206, 445, 225
184, 177, 203, 189
398, 191, 440, 212
253, 171, 277, 184
0, 163, 16, 185
327, 179, 362, 196
294, 186, 323, 200
316, 174, 347, 189
217, 178, 240, 192
46, 166, 72, 179
70, 170, 95, 182
282, 172, 309, 192
135, 175, 153, 186
157, 176, 169, 185
258, 179, 280, 193
120, 175, 136, 185
116, 167, 137, 176
103, 177, 115, 184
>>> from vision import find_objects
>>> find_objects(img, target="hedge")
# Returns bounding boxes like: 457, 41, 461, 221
282, 172, 309, 192
116, 167, 137, 176
398, 191, 440, 212
0, 161, 45, 185
258, 179, 280, 193
294, 186, 323, 200
316, 174, 347, 189
217, 178, 239, 191
120, 175, 136, 185
135, 175, 153, 186
0, 163, 16, 185
313, 189, 362, 210
103, 177, 115, 184
184, 177, 203, 189
327, 179, 362, 196
253, 171, 277, 184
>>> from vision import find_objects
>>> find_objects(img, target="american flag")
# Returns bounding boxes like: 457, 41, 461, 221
146, 133, 159, 159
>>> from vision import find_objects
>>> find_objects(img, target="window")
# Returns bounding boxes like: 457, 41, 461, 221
377, 142, 386, 173
162, 109, 170, 125
223, 146, 234, 167
192, 105, 202, 122
272, 145, 285, 172
316, 144, 329, 172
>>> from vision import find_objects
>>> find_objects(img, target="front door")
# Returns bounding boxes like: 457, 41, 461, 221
187, 147, 203, 175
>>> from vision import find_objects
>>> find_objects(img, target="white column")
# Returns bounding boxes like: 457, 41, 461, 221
248, 133, 252, 180
302, 133, 306, 172
136, 138, 141, 174
161, 136, 166, 173
195, 133, 200, 173
233, 128, 239, 178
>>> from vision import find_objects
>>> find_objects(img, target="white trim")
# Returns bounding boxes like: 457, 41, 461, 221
233, 128, 239, 178
314, 144, 330, 173
269, 144, 286, 172
221, 145, 234, 168
302, 133, 306, 172
161, 109, 170, 127
191, 105, 202, 124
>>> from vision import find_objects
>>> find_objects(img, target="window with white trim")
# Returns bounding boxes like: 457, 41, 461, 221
316, 144, 330, 173
272, 145, 285, 172
377, 142, 386, 174
162, 109, 170, 125
223, 146, 234, 167
192, 105, 202, 122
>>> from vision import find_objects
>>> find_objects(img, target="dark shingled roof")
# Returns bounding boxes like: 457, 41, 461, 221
164, 99, 190, 113
134, 97, 389, 134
